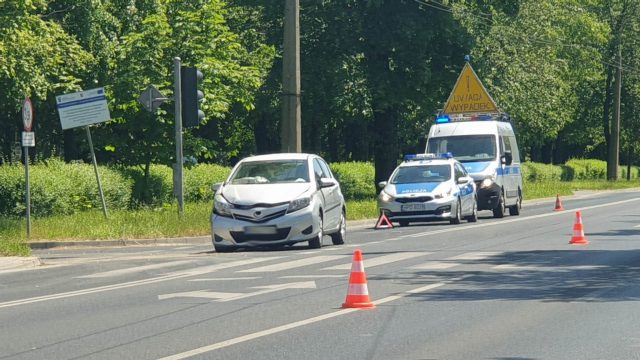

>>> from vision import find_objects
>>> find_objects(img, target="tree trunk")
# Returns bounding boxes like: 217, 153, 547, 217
373, 109, 398, 189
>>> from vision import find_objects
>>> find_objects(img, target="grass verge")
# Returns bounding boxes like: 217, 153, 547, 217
1, 179, 639, 256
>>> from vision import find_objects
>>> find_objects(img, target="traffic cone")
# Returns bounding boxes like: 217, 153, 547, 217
553, 194, 565, 211
569, 211, 589, 245
375, 212, 393, 229
342, 249, 375, 309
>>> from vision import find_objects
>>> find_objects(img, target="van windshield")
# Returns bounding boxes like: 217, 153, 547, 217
426, 135, 496, 163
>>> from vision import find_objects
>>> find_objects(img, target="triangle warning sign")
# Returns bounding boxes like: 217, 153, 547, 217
442, 63, 499, 115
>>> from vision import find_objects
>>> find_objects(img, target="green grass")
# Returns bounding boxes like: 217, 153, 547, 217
2, 178, 640, 257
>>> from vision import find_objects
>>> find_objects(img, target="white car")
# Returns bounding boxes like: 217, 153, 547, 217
377, 153, 477, 226
211, 153, 346, 252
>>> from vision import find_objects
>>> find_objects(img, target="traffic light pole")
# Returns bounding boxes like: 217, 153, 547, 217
174, 57, 185, 217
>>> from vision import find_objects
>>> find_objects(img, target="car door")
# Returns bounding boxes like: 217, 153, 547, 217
455, 162, 474, 215
313, 158, 341, 229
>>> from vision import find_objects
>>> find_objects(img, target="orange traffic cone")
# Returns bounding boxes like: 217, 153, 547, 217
569, 211, 589, 245
375, 212, 393, 230
342, 249, 375, 309
553, 194, 565, 211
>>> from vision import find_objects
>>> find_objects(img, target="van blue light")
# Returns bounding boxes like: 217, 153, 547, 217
435, 115, 450, 124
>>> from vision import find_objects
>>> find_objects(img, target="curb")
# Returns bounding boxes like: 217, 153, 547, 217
29, 236, 212, 250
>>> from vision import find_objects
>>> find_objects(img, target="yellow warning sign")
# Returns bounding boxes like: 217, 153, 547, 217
442, 63, 499, 115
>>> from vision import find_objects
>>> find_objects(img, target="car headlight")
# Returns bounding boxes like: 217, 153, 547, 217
433, 187, 453, 199
213, 194, 234, 216
287, 197, 310, 213
480, 178, 494, 189
379, 190, 394, 203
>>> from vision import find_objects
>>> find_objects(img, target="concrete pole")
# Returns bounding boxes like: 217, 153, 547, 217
174, 57, 184, 216
608, 46, 622, 180
281, 0, 301, 153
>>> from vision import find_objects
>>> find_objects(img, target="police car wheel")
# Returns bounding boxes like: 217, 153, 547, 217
493, 192, 505, 218
450, 200, 462, 225
466, 200, 478, 223
508, 190, 522, 216
399, 220, 410, 227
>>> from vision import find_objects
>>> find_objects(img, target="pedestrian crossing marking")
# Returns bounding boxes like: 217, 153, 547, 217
322, 252, 429, 270
239, 255, 348, 273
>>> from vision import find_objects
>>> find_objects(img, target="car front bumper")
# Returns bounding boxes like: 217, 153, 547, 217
377, 196, 457, 223
211, 206, 319, 248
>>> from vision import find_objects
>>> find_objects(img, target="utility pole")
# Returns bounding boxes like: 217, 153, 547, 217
281, 0, 301, 153
608, 46, 622, 180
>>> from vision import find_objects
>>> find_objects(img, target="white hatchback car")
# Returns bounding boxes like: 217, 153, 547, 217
377, 153, 477, 226
211, 153, 346, 252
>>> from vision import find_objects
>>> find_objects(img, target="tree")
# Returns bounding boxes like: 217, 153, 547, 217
0, 0, 93, 163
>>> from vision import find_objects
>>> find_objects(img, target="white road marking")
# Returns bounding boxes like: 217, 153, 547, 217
322, 252, 429, 270
280, 274, 346, 279
449, 252, 500, 261
77, 260, 194, 278
410, 261, 459, 270
158, 281, 316, 302
634, 224, 640, 228
0, 257, 280, 309
239, 255, 348, 273
189, 277, 260, 282
158, 280, 456, 360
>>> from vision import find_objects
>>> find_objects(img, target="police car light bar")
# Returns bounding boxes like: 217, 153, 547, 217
404, 153, 453, 161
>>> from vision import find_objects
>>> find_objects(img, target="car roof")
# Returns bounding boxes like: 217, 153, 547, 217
239, 153, 314, 162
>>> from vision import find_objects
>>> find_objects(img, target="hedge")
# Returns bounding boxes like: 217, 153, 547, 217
330, 162, 376, 200
0, 159, 131, 217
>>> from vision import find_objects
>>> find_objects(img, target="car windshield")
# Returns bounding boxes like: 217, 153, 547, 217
229, 160, 310, 184
391, 165, 451, 184
426, 135, 496, 163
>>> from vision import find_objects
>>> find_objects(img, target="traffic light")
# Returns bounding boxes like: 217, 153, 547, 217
181, 67, 205, 127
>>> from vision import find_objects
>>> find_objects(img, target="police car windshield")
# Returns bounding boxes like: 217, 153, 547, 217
426, 135, 496, 163
391, 165, 451, 184
230, 160, 309, 184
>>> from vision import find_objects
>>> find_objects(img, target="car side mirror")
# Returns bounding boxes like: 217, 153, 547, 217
502, 151, 513, 166
211, 183, 222, 192
457, 176, 472, 185
320, 178, 337, 188
378, 181, 388, 189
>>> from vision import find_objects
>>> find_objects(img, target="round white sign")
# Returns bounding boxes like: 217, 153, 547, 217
22, 97, 34, 131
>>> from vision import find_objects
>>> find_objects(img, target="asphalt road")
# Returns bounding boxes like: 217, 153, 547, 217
1, 190, 640, 360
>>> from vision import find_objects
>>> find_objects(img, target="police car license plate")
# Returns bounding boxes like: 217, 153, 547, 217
401, 204, 426, 212
244, 226, 277, 235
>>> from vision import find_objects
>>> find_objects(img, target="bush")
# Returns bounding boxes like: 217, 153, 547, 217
330, 162, 376, 201
184, 164, 231, 202
564, 159, 607, 180
121, 164, 174, 207
0, 159, 132, 217
521, 162, 563, 182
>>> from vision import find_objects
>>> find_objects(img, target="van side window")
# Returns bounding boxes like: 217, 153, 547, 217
503, 136, 512, 154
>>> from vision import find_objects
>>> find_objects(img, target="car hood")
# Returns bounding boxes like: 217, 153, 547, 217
220, 183, 311, 205
388, 182, 449, 196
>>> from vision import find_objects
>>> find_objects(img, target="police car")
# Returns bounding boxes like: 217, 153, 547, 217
377, 153, 477, 226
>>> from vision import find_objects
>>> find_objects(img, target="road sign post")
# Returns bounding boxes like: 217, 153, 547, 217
22, 97, 34, 239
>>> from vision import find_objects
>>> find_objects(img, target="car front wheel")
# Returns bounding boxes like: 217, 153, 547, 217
309, 215, 323, 249
450, 199, 462, 224
330, 210, 346, 245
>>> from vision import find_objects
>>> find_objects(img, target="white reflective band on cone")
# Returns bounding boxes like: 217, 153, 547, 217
350, 261, 364, 272
348, 284, 369, 295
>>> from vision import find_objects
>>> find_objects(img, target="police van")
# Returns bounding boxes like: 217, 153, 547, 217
425, 114, 523, 218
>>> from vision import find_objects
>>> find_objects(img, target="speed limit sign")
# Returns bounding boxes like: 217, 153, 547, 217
22, 97, 34, 132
